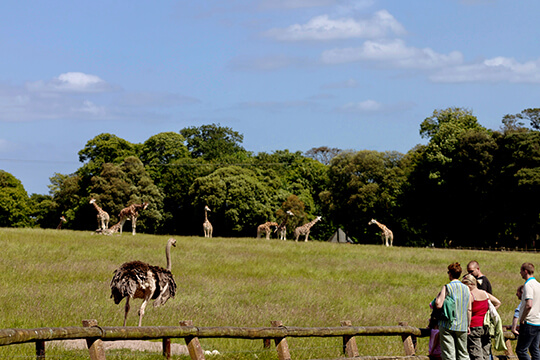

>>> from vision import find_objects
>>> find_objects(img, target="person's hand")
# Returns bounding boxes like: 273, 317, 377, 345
512, 327, 519, 336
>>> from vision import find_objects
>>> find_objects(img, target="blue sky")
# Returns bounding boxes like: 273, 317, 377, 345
1, 0, 540, 195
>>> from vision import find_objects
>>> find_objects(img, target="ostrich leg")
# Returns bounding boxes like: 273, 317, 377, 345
123, 297, 131, 327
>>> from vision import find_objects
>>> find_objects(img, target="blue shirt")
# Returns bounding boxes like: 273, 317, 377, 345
439, 279, 470, 332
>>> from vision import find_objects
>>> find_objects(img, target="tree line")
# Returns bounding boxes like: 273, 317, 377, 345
1, 108, 539, 249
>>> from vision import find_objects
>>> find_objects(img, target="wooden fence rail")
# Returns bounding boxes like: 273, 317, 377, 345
0, 319, 518, 360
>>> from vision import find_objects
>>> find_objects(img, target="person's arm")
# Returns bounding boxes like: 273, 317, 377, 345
435, 285, 447, 309
512, 313, 520, 335
512, 304, 522, 335
487, 292, 502, 309
467, 291, 472, 332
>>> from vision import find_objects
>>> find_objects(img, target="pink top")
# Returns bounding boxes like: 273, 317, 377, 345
470, 298, 489, 327
429, 329, 441, 356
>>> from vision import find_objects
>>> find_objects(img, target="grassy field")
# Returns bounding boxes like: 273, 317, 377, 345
0, 227, 537, 360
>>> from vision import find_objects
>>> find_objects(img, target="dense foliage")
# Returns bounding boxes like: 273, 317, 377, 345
2, 113, 540, 249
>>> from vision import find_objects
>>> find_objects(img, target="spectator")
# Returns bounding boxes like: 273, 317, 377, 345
467, 261, 492, 294
462, 274, 502, 360
516, 262, 540, 360
512, 285, 525, 335
435, 262, 470, 360
428, 314, 442, 360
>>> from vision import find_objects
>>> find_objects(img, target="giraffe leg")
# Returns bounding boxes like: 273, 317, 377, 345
305, 232, 309, 242
123, 297, 131, 326
119, 219, 126, 234
132, 216, 137, 235
266, 229, 270, 240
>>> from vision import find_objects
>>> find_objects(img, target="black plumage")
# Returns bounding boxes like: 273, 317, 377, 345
110, 238, 177, 326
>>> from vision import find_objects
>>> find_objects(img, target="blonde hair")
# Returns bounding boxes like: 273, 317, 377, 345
462, 274, 477, 287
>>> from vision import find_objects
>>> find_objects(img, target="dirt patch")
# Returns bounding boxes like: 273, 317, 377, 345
54, 339, 189, 355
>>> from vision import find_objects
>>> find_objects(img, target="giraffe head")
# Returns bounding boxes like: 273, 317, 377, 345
142, 202, 149, 210
89, 198, 96, 204
205, 205, 211, 212
286, 210, 295, 216
316, 216, 322, 221
368, 219, 377, 225
60, 216, 67, 222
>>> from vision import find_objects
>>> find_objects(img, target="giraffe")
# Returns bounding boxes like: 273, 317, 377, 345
56, 216, 67, 230
95, 221, 122, 235
294, 216, 322, 242
256, 222, 278, 239
275, 210, 295, 240
368, 219, 393, 247
203, 205, 213, 238
118, 202, 149, 235
89, 198, 109, 231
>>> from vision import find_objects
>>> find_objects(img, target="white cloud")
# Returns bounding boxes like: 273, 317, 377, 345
430, 56, 540, 83
259, 0, 336, 10
321, 39, 463, 69
264, 10, 405, 41
26, 72, 113, 93
340, 99, 382, 112
0, 73, 199, 123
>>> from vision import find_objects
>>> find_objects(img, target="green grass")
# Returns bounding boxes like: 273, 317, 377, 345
0, 227, 536, 359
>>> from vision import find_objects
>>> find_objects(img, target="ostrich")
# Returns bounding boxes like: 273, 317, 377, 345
110, 237, 177, 326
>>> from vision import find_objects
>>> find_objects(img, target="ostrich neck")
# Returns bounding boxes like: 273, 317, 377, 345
165, 242, 173, 271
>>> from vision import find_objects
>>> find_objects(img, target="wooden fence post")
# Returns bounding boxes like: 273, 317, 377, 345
180, 320, 205, 360
83, 319, 106, 360
399, 321, 415, 356
505, 338, 515, 357
36, 340, 45, 360
340, 320, 359, 358
271, 321, 291, 360
163, 338, 171, 360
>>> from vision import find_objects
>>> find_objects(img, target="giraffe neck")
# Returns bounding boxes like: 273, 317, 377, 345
303, 218, 319, 230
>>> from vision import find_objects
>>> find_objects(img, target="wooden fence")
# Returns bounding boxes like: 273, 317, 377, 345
0, 319, 518, 360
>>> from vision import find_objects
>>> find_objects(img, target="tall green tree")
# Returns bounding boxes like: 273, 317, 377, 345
491, 126, 540, 248
180, 124, 250, 162
77, 133, 137, 188
402, 108, 495, 247
320, 150, 405, 244
89, 156, 164, 233
189, 166, 275, 237
0, 170, 33, 227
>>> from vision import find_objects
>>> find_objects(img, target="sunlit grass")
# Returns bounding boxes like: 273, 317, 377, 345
0, 227, 536, 359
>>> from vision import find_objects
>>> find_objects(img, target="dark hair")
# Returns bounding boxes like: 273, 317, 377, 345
448, 262, 462, 279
